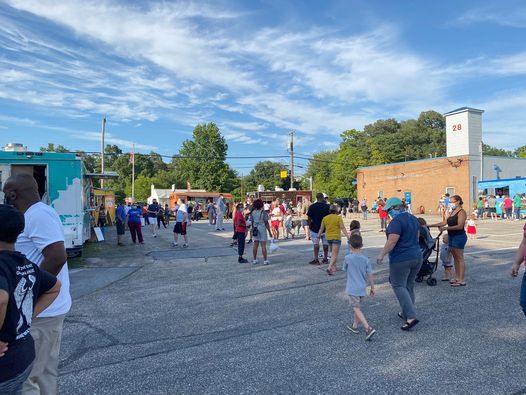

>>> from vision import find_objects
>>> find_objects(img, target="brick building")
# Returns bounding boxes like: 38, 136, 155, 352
356, 107, 526, 213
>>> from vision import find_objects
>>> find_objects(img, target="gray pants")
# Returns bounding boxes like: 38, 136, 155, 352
389, 258, 422, 320
216, 211, 224, 230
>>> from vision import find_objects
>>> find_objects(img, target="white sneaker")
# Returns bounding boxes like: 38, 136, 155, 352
173, 242, 178, 247
252, 259, 259, 265
263, 260, 270, 265
183, 243, 188, 248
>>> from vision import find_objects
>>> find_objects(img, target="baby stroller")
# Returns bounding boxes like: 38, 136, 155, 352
415, 228, 442, 286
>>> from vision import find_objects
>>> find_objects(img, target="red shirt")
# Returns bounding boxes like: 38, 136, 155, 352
234, 211, 247, 233
378, 204, 388, 219
504, 198, 513, 208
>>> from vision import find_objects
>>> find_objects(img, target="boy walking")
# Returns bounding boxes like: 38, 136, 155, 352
343, 234, 376, 341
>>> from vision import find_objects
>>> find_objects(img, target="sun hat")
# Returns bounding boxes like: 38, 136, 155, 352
383, 197, 404, 212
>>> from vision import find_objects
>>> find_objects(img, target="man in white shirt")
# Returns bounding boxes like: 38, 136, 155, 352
215, 194, 226, 231
3, 173, 71, 395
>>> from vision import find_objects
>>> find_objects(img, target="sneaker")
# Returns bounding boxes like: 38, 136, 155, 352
346, 324, 360, 334
183, 244, 188, 248
252, 260, 259, 265
308, 259, 321, 265
173, 242, 178, 247
238, 258, 248, 263
365, 327, 377, 341
321, 258, 329, 265
263, 260, 270, 265
247, 239, 253, 244
153, 234, 157, 238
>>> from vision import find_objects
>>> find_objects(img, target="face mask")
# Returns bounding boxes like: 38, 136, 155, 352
389, 208, 403, 218
450, 203, 457, 210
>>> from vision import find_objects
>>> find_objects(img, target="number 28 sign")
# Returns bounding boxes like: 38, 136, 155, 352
452, 124, 462, 131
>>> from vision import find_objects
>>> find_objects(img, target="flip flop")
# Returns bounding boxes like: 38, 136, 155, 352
451, 282, 466, 287
449, 279, 459, 284
401, 319, 420, 331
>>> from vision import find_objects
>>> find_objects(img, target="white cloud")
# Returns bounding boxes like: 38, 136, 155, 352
223, 131, 268, 145
456, 6, 526, 28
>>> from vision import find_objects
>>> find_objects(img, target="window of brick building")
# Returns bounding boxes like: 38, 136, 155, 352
446, 187, 455, 196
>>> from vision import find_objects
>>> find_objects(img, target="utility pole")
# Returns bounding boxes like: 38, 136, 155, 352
100, 116, 106, 188
240, 173, 244, 200
131, 143, 135, 202
289, 131, 294, 190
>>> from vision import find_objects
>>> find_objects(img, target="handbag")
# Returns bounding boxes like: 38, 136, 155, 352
251, 211, 260, 237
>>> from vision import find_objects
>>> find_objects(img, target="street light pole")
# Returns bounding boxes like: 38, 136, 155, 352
289, 131, 294, 190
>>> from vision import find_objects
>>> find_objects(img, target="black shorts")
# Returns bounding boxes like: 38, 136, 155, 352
173, 222, 187, 235
116, 221, 125, 235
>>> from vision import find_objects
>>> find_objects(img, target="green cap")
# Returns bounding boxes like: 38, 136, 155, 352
383, 197, 403, 211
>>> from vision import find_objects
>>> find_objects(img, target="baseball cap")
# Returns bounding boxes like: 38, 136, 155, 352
383, 197, 403, 212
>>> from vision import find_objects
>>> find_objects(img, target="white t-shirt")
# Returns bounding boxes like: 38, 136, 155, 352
15, 202, 71, 317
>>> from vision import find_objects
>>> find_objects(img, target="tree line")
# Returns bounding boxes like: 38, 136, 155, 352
40, 112, 525, 202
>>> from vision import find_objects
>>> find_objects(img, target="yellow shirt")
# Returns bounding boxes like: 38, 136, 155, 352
321, 214, 343, 240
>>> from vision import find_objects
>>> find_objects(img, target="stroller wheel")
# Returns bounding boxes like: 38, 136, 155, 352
415, 276, 423, 283
427, 277, 437, 286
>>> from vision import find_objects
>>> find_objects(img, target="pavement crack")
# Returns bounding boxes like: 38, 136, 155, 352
59, 318, 310, 376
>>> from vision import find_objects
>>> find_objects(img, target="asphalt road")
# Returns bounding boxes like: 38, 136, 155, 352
61, 215, 526, 394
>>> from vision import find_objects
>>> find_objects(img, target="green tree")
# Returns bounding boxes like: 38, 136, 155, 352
173, 122, 238, 191
515, 145, 526, 158
482, 143, 513, 157
124, 175, 155, 201
305, 150, 338, 196
244, 161, 287, 191
40, 143, 69, 152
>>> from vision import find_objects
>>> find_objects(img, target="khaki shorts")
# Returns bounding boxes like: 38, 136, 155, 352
349, 295, 364, 308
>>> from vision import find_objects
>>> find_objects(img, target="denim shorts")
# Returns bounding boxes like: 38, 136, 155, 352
448, 233, 468, 250
327, 239, 342, 247
311, 231, 328, 245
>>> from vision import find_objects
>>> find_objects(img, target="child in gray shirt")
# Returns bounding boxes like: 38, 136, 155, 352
343, 234, 376, 341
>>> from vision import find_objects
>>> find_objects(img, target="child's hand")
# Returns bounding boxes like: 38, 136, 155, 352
369, 286, 375, 296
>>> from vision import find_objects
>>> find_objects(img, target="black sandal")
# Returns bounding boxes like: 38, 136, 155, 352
401, 319, 419, 331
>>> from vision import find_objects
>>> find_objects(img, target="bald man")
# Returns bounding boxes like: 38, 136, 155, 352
3, 173, 71, 395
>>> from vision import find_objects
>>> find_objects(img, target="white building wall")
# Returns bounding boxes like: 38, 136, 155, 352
445, 108, 483, 157
446, 111, 470, 157
468, 111, 483, 156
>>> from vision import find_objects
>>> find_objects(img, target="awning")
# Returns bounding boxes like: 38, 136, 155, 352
85, 171, 119, 179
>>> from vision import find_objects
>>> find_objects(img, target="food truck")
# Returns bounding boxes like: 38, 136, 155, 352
0, 147, 116, 255
478, 177, 526, 217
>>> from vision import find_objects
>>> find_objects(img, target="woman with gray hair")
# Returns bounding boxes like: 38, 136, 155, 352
377, 197, 423, 330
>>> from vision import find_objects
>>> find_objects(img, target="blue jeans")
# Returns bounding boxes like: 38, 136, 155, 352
521, 272, 526, 317
362, 209, 368, 220
0, 363, 32, 395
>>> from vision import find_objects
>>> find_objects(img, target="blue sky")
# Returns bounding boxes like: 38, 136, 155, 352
1, 0, 525, 174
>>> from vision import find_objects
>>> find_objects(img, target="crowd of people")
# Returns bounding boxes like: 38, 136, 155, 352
1, 171, 525, 391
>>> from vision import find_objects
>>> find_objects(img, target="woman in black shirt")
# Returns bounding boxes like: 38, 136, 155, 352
430, 195, 468, 286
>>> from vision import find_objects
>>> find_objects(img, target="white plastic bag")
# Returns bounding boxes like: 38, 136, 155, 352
269, 240, 279, 253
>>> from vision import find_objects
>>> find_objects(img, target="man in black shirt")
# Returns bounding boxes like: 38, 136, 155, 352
307, 193, 330, 265
147, 199, 160, 237
0, 204, 60, 393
